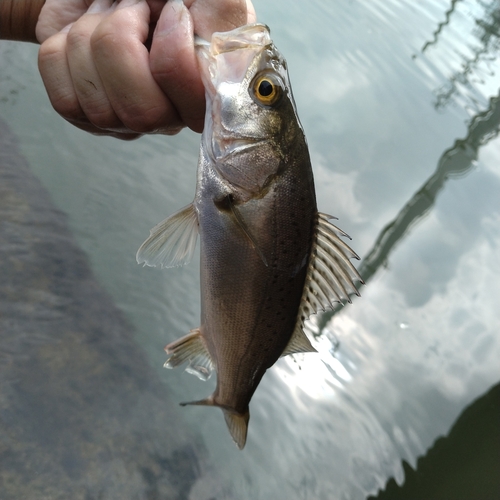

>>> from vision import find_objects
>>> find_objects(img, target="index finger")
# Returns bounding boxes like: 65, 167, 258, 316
150, 0, 205, 132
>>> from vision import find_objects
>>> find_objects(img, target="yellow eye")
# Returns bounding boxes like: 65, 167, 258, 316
252, 75, 282, 106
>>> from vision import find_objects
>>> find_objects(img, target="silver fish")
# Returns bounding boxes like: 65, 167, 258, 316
137, 24, 363, 449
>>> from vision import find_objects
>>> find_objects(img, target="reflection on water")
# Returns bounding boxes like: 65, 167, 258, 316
422, 0, 500, 110
1, 0, 500, 499
352, 92, 500, 289
421, 0, 463, 54
371, 382, 500, 499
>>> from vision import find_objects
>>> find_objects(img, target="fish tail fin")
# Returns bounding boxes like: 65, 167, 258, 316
180, 397, 249, 449
222, 408, 250, 450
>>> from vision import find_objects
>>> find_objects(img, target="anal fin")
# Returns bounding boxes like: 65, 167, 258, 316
164, 328, 214, 381
136, 203, 198, 268
281, 327, 317, 357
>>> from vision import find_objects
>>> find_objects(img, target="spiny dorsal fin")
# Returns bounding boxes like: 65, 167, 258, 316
136, 203, 198, 268
283, 213, 364, 356
164, 328, 214, 381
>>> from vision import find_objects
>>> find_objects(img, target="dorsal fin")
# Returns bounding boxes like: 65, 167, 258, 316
136, 203, 199, 268
283, 212, 364, 356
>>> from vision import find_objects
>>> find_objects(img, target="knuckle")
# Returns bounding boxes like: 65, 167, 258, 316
150, 55, 177, 82
66, 23, 91, 51
86, 105, 121, 131
38, 36, 62, 68
90, 11, 129, 54
53, 95, 84, 122
90, 28, 117, 55
118, 104, 176, 134
39, 38, 82, 121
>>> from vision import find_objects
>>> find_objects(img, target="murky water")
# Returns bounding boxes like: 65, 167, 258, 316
1, 0, 499, 499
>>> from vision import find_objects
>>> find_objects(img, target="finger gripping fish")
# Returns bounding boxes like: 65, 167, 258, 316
137, 24, 363, 450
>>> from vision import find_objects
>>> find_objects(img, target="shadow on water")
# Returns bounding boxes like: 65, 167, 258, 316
0, 117, 225, 500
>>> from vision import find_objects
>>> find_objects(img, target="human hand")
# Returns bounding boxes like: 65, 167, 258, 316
37, 0, 256, 139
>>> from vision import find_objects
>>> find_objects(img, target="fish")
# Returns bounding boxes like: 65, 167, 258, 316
136, 23, 363, 449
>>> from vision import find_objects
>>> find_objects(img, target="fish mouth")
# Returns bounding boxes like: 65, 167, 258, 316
199, 23, 271, 54
196, 24, 272, 161
195, 23, 271, 92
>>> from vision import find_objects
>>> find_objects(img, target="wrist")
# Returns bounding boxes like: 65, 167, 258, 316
0, 0, 46, 43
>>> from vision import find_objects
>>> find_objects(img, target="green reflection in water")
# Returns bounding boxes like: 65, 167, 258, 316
370, 382, 500, 500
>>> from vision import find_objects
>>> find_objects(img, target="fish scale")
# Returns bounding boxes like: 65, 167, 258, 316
137, 23, 363, 449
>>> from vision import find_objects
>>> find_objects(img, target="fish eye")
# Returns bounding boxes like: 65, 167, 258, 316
251, 74, 283, 106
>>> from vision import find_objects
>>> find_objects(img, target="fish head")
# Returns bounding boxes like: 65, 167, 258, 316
196, 24, 305, 197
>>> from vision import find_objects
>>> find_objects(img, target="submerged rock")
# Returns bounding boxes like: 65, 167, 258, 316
0, 117, 220, 500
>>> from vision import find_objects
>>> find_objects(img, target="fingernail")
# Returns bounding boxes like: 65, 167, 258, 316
116, 0, 141, 9
60, 23, 74, 34
87, 0, 114, 14
155, 0, 187, 37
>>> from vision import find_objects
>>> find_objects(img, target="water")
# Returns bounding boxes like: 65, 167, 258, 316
1, 0, 499, 498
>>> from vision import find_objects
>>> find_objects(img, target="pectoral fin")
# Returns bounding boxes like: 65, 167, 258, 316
164, 328, 214, 381
226, 195, 268, 267
136, 203, 198, 268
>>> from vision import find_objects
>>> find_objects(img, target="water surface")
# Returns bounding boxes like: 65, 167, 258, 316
1, 0, 499, 498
